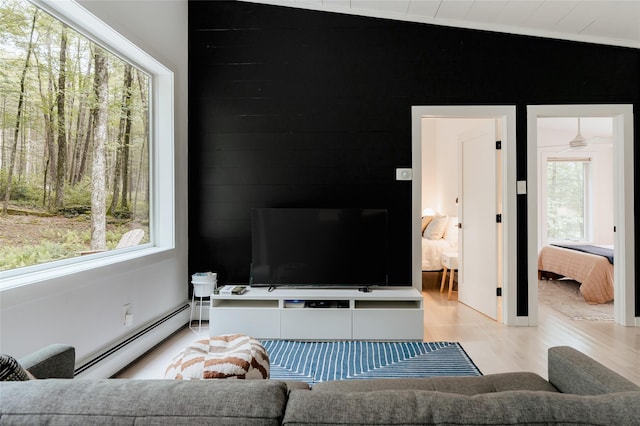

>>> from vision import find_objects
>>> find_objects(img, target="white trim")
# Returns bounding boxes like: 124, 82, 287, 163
527, 105, 636, 327
241, 0, 640, 49
2, 0, 176, 290
28, 0, 169, 74
411, 106, 518, 325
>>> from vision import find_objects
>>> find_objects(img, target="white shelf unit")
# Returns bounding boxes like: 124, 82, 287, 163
209, 287, 424, 340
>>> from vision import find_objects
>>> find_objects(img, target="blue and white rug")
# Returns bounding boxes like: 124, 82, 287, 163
260, 340, 481, 385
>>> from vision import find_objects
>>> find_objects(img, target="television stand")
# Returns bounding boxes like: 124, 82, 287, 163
209, 287, 423, 340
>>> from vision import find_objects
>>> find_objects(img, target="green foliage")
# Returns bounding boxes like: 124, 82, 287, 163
64, 179, 93, 206
546, 160, 586, 241
0, 220, 148, 271
0, 171, 42, 207
0, 240, 71, 271
112, 208, 132, 220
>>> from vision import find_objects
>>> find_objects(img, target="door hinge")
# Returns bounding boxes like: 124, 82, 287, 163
496, 140, 502, 150
496, 288, 502, 297
496, 214, 502, 223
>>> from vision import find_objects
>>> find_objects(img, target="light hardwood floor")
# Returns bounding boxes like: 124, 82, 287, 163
116, 288, 640, 384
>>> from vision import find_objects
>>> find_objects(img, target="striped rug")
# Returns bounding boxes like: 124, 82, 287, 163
260, 340, 481, 384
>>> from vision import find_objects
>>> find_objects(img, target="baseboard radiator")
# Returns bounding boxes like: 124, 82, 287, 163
74, 303, 191, 379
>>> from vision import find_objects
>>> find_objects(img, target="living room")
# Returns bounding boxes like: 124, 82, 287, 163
1, 0, 639, 386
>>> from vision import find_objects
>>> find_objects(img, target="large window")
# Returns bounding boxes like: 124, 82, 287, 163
1, 0, 174, 286
545, 157, 591, 242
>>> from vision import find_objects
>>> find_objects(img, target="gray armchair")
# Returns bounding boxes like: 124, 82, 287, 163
19, 344, 75, 379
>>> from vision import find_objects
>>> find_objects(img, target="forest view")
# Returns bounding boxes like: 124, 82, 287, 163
1, 0, 150, 272
546, 159, 586, 241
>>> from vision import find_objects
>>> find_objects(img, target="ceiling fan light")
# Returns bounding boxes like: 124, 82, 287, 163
568, 117, 587, 149
569, 134, 587, 148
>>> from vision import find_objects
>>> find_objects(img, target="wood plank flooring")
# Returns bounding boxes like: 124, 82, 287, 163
116, 288, 640, 385
425, 287, 639, 384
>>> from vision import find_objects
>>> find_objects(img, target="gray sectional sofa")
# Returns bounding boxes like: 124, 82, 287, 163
1, 344, 639, 425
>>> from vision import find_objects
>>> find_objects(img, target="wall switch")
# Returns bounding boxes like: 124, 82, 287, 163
125, 313, 134, 326
517, 180, 527, 194
396, 168, 412, 181
123, 303, 131, 326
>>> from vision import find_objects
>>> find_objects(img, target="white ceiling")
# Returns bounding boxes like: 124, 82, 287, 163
246, 0, 640, 48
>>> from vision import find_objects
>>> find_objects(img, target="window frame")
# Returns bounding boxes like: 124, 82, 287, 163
541, 153, 592, 244
0, 0, 175, 290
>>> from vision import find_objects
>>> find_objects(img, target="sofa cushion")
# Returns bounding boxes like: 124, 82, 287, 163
311, 372, 558, 395
283, 389, 640, 425
548, 345, 640, 395
18, 344, 75, 379
0, 379, 288, 425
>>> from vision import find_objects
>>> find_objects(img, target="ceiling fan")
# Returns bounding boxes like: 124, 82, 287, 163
559, 118, 611, 153
568, 118, 588, 149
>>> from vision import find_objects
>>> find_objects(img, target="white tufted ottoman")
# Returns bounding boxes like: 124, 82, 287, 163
164, 334, 270, 380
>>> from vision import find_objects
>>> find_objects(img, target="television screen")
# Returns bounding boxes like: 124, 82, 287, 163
250, 208, 388, 287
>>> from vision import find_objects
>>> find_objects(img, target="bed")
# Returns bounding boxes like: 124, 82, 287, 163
421, 215, 458, 271
537, 244, 614, 304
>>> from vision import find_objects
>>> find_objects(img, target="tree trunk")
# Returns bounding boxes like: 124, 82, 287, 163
70, 39, 92, 185
3, 10, 37, 215
108, 64, 133, 216
34, 46, 57, 208
107, 128, 123, 215
121, 64, 133, 212
133, 69, 149, 217
1, 97, 6, 169
91, 47, 108, 251
54, 26, 68, 211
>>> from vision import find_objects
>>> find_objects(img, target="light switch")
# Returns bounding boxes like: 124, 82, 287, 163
517, 180, 527, 194
396, 168, 412, 181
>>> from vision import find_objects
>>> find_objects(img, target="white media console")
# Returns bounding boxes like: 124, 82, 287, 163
209, 287, 424, 340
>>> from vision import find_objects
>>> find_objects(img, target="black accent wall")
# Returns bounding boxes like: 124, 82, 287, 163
188, 1, 640, 315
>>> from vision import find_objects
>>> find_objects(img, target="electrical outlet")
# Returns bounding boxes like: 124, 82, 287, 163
122, 303, 131, 326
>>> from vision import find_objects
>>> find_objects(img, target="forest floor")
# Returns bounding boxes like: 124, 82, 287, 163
1, 209, 148, 271
0, 213, 93, 248
1, 213, 148, 246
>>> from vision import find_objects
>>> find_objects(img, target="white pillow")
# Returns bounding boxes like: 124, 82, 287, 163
443, 217, 459, 245
424, 215, 448, 240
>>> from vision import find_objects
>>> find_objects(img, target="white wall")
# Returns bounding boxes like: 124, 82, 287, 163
421, 118, 488, 217
0, 1, 189, 369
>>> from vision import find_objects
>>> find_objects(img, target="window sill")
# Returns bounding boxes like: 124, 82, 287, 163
0, 245, 170, 292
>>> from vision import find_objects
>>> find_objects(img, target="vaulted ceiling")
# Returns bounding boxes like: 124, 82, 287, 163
246, 0, 640, 49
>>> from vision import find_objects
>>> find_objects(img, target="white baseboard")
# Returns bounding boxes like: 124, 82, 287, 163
74, 303, 190, 379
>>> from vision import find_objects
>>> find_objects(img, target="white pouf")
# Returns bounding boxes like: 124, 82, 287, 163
165, 334, 270, 380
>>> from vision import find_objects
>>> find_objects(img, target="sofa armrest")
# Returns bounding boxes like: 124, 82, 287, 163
19, 344, 75, 379
548, 346, 639, 395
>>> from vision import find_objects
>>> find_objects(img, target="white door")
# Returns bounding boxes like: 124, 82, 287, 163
458, 120, 500, 320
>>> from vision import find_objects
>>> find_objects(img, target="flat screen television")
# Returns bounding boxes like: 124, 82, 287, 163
250, 208, 388, 288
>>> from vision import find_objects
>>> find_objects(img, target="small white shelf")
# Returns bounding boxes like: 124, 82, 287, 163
209, 287, 424, 340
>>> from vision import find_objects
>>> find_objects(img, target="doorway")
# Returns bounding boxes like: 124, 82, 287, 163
527, 105, 636, 326
411, 106, 517, 325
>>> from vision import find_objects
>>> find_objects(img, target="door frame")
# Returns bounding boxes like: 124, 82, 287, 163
527, 105, 637, 326
411, 106, 518, 325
